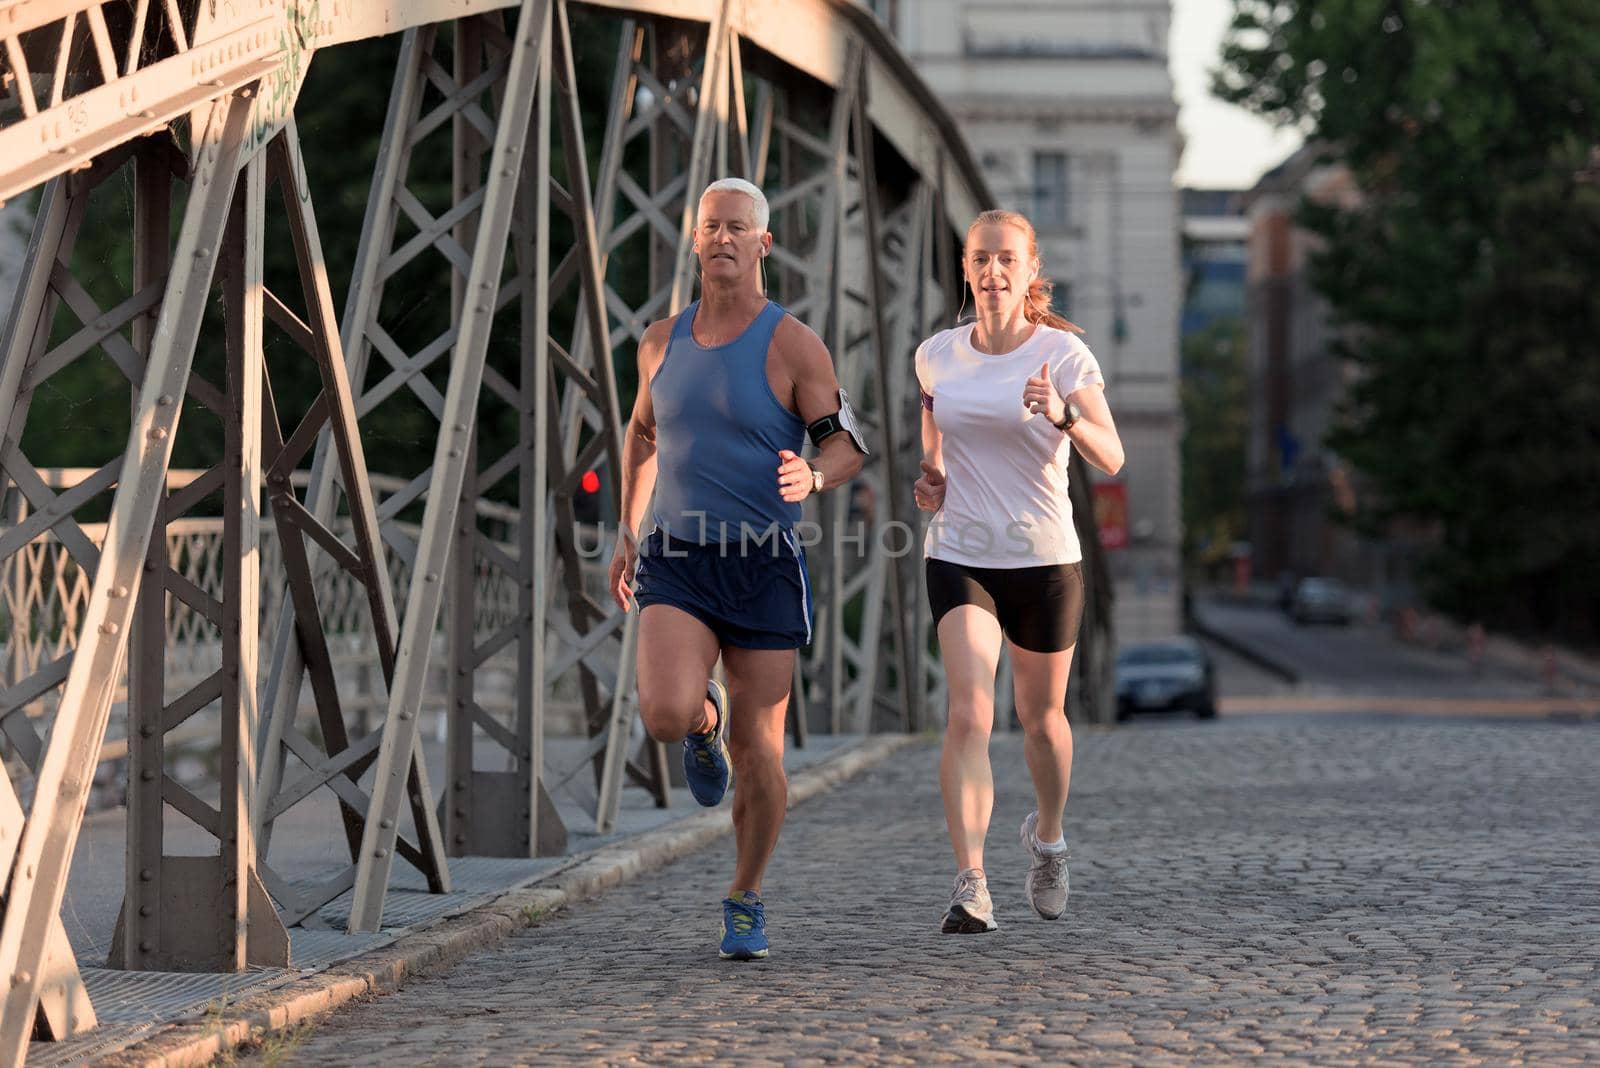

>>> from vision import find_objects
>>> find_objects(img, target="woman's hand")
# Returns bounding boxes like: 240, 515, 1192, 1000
608, 531, 639, 611
1022, 362, 1065, 425
914, 460, 946, 512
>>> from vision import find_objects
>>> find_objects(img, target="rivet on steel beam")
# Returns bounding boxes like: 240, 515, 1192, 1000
100, 621, 119, 634
454, 810, 466, 819
12, 972, 31, 987
149, 426, 167, 440
380, 819, 394, 829
140, 726, 154, 739
454, 835, 467, 844
373, 849, 387, 858
425, 573, 438, 582
141, 868, 154, 881
139, 906, 152, 917
158, 395, 173, 406
111, 585, 129, 597
140, 769, 155, 782
139, 941, 153, 953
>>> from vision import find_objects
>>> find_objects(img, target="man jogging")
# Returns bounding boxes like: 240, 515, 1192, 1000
607, 178, 866, 960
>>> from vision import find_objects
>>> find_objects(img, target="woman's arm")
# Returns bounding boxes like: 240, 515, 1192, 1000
1064, 384, 1123, 476
913, 407, 946, 512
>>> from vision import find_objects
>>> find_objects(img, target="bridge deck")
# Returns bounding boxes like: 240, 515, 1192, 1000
31, 732, 864, 1068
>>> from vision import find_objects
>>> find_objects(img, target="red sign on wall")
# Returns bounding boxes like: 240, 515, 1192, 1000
1092, 482, 1129, 550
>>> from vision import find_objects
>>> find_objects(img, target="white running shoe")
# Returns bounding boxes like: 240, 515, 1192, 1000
1021, 811, 1070, 920
941, 867, 998, 933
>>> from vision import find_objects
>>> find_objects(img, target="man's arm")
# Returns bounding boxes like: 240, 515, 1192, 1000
618, 318, 672, 542
775, 315, 865, 496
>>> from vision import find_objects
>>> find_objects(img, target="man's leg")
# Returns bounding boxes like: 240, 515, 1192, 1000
636, 604, 721, 742
720, 645, 795, 896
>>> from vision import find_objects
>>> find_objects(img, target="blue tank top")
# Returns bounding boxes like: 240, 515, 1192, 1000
650, 300, 806, 543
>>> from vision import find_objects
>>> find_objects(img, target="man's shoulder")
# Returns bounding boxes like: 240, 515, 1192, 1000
771, 309, 828, 362
637, 315, 678, 365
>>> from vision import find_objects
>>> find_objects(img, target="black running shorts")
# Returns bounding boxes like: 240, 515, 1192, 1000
925, 557, 1084, 653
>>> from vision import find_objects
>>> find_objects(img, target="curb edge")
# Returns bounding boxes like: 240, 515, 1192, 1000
93, 732, 919, 1068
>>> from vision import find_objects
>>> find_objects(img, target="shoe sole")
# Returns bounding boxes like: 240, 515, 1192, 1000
940, 906, 998, 934
719, 948, 769, 960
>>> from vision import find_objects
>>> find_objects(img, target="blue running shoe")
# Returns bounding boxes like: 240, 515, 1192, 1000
719, 891, 768, 960
683, 679, 731, 807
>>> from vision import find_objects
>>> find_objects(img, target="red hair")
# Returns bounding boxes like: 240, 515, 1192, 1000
964, 210, 1083, 334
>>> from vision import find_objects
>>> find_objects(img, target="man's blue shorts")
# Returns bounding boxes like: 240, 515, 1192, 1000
633, 529, 813, 650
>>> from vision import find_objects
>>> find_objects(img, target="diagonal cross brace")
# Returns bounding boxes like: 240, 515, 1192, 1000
347, 0, 554, 934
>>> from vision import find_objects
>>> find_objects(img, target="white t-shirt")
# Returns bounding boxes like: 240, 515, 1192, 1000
914, 322, 1104, 568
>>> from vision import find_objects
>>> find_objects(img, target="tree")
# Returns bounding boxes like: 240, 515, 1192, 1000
1215, 0, 1600, 641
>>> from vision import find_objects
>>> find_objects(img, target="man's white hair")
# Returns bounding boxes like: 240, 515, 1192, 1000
699, 177, 769, 233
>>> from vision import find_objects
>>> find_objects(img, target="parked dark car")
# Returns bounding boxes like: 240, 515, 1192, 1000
1290, 577, 1352, 625
1114, 638, 1217, 721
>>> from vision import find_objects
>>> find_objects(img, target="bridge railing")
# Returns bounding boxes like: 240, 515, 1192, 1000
0, 468, 606, 746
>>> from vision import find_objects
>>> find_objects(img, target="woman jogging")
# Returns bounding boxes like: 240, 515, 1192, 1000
913, 209, 1124, 933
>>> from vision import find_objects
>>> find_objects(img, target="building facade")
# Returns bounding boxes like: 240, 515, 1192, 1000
1242, 147, 1418, 608
889, 0, 1185, 640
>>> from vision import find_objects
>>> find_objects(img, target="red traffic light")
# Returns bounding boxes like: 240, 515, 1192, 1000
580, 470, 600, 494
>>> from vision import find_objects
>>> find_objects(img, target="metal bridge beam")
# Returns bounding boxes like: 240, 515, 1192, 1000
0, 6, 1116, 1060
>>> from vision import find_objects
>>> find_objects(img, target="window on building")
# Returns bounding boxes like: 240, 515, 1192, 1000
1033, 152, 1070, 232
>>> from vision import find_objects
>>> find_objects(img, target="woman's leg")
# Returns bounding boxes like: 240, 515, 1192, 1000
938, 606, 1005, 871
1009, 642, 1076, 842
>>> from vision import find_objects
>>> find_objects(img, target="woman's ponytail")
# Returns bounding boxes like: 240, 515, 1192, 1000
1024, 273, 1082, 334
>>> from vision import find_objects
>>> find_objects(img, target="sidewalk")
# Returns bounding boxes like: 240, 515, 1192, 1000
29, 733, 909, 1068
233, 715, 1599, 1065
1192, 586, 1600, 697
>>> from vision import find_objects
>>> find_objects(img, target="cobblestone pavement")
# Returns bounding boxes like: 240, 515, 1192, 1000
248, 715, 1600, 1065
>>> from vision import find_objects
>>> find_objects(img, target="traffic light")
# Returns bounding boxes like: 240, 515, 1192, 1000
574, 468, 602, 524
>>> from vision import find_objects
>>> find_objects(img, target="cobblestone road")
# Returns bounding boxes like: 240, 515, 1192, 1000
250, 715, 1600, 1065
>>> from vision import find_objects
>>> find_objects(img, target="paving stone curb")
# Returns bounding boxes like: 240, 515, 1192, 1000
89, 732, 919, 1068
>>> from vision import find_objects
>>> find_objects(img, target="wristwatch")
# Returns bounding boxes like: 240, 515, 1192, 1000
1054, 401, 1082, 432
808, 464, 825, 494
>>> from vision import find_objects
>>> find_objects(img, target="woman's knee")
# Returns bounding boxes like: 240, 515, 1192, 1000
944, 695, 994, 744
1016, 704, 1071, 743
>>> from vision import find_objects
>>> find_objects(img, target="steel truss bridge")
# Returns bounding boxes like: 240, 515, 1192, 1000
0, 1, 1113, 1061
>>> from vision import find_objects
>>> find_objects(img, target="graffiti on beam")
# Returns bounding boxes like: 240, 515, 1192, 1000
247, 0, 322, 154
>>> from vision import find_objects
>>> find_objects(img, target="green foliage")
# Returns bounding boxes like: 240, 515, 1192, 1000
1180, 317, 1249, 568
1216, 0, 1600, 640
